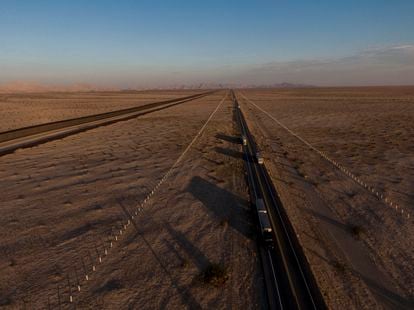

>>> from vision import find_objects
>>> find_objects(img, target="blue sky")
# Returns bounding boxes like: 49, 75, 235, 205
1, 0, 414, 87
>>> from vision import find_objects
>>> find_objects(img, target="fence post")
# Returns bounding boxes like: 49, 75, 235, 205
74, 266, 81, 291
81, 257, 89, 281
88, 250, 96, 272
57, 285, 62, 310
94, 242, 102, 263
67, 273, 73, 303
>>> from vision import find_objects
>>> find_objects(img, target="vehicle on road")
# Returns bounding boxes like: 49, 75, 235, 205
256, 198, 273, 243
258, 212, 273, 243
242, 135, 247, 146
256, 152, 264, 164
256, 198, 267, 213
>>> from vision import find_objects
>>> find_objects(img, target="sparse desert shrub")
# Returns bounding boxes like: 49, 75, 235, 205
349, 224, 365, 240
296, 169, 305, 178
52, 266, 64, 279
245, 227, 257, 240
97, 279, 123, 293
346, 191, 356, 198
0, 296, 12, 306
332, 260, 347, 273
201, 263, 228, 287
308, 178, 318, 186
9, 258, 16, 267
220, 218, 229, 227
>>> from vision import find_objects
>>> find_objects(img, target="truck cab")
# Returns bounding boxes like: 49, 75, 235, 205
242, 135, 247, 146
256, 152, 264, 164
256, 198, 267, 213
258, 212, 273, 243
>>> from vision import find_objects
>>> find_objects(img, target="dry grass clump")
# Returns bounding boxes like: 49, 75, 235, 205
9, 257, 17, 267
346, 190, 357, 198
296, 167, 306, 178
0, 296, 12, 306
332, 260, 347, 274
349, 224, 365, 240
181, 259, 189, 268
96, 279, 123, 293
220, 218, 229, 227
200, 263, 228, 287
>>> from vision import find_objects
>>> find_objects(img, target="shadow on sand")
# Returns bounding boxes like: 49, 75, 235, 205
215, 133, 241, 144
186, 176, 253, 240
164, 222, 211, 272
214, 146, 244, 160
116, 199, 202, 310
307, 247, 413, 309
301, 207, 350, 234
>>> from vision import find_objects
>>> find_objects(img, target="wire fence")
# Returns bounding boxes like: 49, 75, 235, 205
15, 92, 228, 308
240, 93, 410, 221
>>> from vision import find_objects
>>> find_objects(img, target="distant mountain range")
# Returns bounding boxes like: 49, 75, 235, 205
0, 81, 117, 93
130, 82, 315, 90
189, 82, 315, 89
0, 81, 314, 93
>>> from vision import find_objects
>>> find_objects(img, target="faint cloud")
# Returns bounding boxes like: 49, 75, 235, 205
1, 44, 414, 88
228, 44, 414, 86
390, 45, 414, 50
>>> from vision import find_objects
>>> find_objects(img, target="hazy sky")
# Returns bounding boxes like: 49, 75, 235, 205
1, 0, 414, 87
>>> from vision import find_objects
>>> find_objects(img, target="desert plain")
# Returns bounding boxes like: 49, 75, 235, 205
240, 87, 414, 309
0, 87, 413, 309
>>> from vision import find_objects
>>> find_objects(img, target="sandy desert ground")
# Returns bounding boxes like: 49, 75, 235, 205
0, 91, 264, 309
0, 90, 200, 132
238, 87, 414, 309
1, 87, 413, 309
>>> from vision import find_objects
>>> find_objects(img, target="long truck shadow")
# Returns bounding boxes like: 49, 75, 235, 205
214, 146, 244, 160
215, 133, 241, 144
116, 199, 202, 309
186, 176, 253, 240
307, 247, 413, 309
300, 207, 350, 234
164, 222, 210, 272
